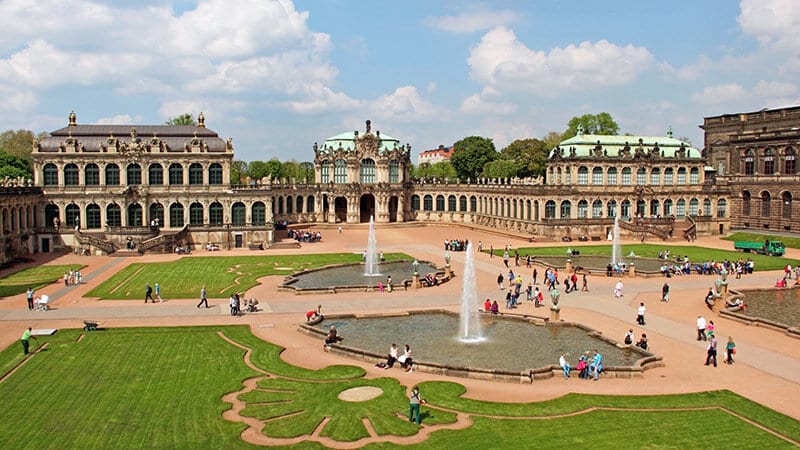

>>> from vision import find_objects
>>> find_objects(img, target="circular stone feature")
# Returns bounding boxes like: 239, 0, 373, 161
338, 386, 383, 402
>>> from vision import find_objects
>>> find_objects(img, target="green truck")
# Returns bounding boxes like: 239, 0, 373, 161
733, 240, 786, 256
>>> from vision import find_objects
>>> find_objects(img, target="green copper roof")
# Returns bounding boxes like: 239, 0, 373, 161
319, 130, 402, 154
549, 134, 702, 159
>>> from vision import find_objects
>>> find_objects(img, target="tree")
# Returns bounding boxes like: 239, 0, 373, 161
230, 159, 247, 185
0, 150, 32, 178
299, 162, 315, 183
562, 112, 619, 139
412, 161, 457, 181
0, 129, 44, 164
264, 159, 284, 180
482, 159, 520, 179
449, 136, 497, 181
248, 161, 271, 181
499, 138, 551, 178
164, 113, 197, 126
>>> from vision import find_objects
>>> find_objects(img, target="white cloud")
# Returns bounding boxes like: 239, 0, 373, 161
467, 27, 653, 96
738, 0, 800, 51
284, 87, 362, 113
753, 80, 797, 97
690, 80, 800, 108
369, 86, 446, 122
690, 83, 747, 105
460, 93, 517, 115
95, 114, 144, 125
424, 9, 521, 33
675, 55, 714, 80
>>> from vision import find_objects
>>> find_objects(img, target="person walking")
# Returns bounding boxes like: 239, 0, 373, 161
696, 315, 707, 341
26, 287, 35, 310
408, 386, 425, 425
155, 282, 163, 302
144, 283, 154, 303
197, 285, 209, 308
637, 302, 646, 326
496, 273, 504, 290
614, 280, 623, 298
21, 327, 36, 355
725, 336, 737, 364
591, 350, 603, 381
661, 283, 670, 303
581, 273, 589, 292
705, 333, 718, 367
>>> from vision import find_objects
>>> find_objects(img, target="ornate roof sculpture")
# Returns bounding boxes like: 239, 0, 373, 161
35, 112, 231, 154
313, 120, 411, 159
549, 127, 701, 160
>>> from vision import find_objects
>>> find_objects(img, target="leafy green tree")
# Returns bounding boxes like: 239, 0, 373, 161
482, 159, 520, 179
299, 162, 315, 183
449, 136, 497, 181
164, 113, 197, 126
412, 161, 457, 181
264, 159, 284, 180
248, 161, 271, 181
499, 138, 552, 178
0, 150, 32, 178
562, 112, 619, 139
230, 159, 247, 185
0, 129, 44, 164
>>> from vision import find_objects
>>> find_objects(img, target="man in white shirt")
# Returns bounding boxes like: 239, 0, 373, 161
559, 352, 571, 378
637, 303, 646, 326
696, 315, 707, 341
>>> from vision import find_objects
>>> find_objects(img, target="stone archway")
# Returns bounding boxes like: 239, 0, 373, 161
334, 197, 347, 223
359, 194, 375, 223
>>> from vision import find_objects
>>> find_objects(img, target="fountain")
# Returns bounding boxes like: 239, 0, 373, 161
364, 215, 380, 276
611, 215, 621, 265
458, 242, 483, 342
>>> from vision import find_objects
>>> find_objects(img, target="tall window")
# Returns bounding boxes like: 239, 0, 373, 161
664, 199, 673, 216
592, 200, 603, 218
784, 148, 796, 175
170, 202, 185, 228
306, 195, 314, 213
86, 204, 101, 229
105, 164, 120, 186
577, 166, 588, 185
65, 204, 80, 227
690, 167, 699, 184
106, 204, 121, 227
252, 202, 266, 225
209, 202, 223, 225
231, 202, 246, 225
436, 195, 445, 211
189, 202, 204, 225
545, 200, 556, 219
411, 195, 420, 211
650, 200, 660, 217
717, 199, 727, 218
564, 167, 571, 185
389, 160, 399, 183
85, 164, 100, 186
64, 164, 79, 186
423, 195, 433, 211
761, 191, 771, 217
620, 200, 631, 218
459, 196, 467, 211
621, 167, 632, 185
149, 203, 164, 226
607, 200, 617, 218
677, 167, 686, 185
763, 148, 775, 174
360, 159, 375, 183
782, 192, 792, 219
560, 201, 571, 219
744, 149, 755, 175
742, 191, 751, 216
577, 200, 588, 218
448, 195, 457, 211
689, 198, 699, 216
607, 168, 617, 185
320, 160, 330, 183
592, 167, 603, 185
43, 163, 58, 186
189, 163, 203, 185
703, 198, 712, 216
664, 168, 674, 185
209, 163, 223, 185
676, 199, 686, 218
334, 159, 347, 184
650, 168, 660, 185
148, 163, 163, 185
636, 167, 646, 185
127, 163, 141, 185
168, 163, 183, 185
127, 203, 143, 226
636, 199, 646, 217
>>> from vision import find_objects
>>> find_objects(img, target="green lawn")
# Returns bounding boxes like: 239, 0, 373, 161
85, 252, 409, 300
489, 244, 799, 271
0, 264, 84, 297
0, 326, 797, 449
723, 232, 800, 250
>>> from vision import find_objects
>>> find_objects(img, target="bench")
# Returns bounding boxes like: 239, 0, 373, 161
83, 320, 100, 331
248, 243, 264, 250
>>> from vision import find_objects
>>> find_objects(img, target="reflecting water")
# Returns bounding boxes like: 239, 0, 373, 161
283, 260, 439, 290
738, 288, 800, 329
319, 312, 641, 372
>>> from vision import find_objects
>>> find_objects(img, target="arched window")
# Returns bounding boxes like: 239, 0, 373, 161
564, 167, 571, 184
743, 149, 754, 175
703, 198, 712, 216
64, 163, 79, 186
556, 167, 562, 184
43, 163, 58, 186
105, 163, 120, 186
676, 199, 686, 218
127, 163, 142, 185
636, 167, 646, 185
621, 167, 632, 185
252, 202, 266, 225
209, 163, 223, 185
411, 195, 420, 211
436, 195, 445, 211
65, 204, 80, 227
592, 167, 603, 185
296, 196, 304, 213
389, 160, 399, 183
664, 167, 674, 184
560, 200, 571, 219
286, 196, 293, 214
577, 166, 589, 185
690, 167, 700, 184
689, 198, 699, 216
448, 195, 457, 211
545, 200, 556, 219
276, 197, 284, 215
784, 147, 796, 175
189, 163, 203, 185
716, 199, 727, 218
607, 200, 618, 218
170, 202, 184, 228
677, 167, 686, 185
764, 148, 775, 174
306, 195, 315, 213
85, 164, 100, 186
636, 199, 646, 217
148, 163, 163, 185
334, 159, 347, 183
360, 158, 375, 183
607, 167, 617, 185
423, 195, 433, 211
86, 204, 101, 229
761, 191, 771, 217
577, 200, 588, 218
470, 196, 477, 212
782, 192, 792, 219
650, 168, 660, 185
149, 202, 164, 226
168, 163, 183, 185
209, 202, 223, 225
189, 202, 204, 225
650, 200, 660, 217
664, 199, 673, 216
621, 199, 631, 218
592, 200, 603, 218
231, 202, 246, 225
320, 160, 330, 183
127, 203, 143, 226
459, 195, 467, 211
742, 191, 751, 216
106, 203, 121, 227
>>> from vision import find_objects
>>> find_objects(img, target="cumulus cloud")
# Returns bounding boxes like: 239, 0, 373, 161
460, 93, 517, 115
95, 114, 144, 124
738, 0, 800, 51
369, 86, 446, 122
690, 83, 748, 105
284, 87, 362, 113
424, 9, 521, 33
467, 27, 653, 96
691, 80, 800, 108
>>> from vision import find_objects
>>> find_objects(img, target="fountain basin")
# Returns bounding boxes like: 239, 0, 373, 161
298, 310, 661, 383
721, 288, 800, 338
279, 260, 441, 294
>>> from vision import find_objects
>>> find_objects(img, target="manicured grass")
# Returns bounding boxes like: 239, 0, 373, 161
85, 252, 409, 300
0, 264, 84, 297
488, 244, 800, 271
1, 326, 797, 448
723, 232, 800, 250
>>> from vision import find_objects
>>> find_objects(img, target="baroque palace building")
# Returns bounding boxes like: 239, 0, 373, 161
2, 107, 797, 262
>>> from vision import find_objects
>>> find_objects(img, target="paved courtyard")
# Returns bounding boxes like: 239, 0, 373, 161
2, 224, 799, 421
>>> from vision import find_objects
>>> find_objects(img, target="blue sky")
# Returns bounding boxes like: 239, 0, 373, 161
1, 0, 798, 163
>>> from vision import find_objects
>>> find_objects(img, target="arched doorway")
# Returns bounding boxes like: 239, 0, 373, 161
360, 194, 376, 222
45, 204, 60, 227
388, 196, 399, 222
334, 197, 347, 223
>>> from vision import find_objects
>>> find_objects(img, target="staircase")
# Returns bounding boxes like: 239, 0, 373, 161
618, 219, 673, 241
138, 225, 190, 254
74, 231, 117, 254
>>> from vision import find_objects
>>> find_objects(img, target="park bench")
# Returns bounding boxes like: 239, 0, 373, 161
83, 320, 100, 331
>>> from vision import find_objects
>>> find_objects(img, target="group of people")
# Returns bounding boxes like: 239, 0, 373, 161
63, 269, 82, 286
560, 350, 604, 381
443, 239, 468, 251
696, 314, 737, 366
144, 283, 163, 303
288, 229, 322, 242
228, 292, 259, 316
624, 328, 649, 350
378, 343, 416, 372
